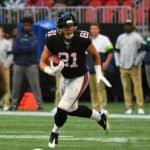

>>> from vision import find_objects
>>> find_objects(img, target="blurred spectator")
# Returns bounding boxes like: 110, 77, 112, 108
0, 26, 13, 111
10, 17, 43, 111
26, 0, 43, 6
44, 0, 53, 8
53, 0, 66, 7
118, 0, 123, 6
144, 35, 150, 101
65, 0, 82, 6
4, 0, 25, 9
82, 0, 90, 6
115, 19, 145, 115
87, 23, 113, 112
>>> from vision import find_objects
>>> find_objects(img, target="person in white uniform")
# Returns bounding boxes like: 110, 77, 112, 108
88, 23, 113, 112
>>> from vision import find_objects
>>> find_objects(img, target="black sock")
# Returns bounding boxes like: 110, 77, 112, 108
68, 105, 92, 118
54, 108, 68, 127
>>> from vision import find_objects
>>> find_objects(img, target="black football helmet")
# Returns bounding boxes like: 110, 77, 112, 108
57, 12, 76, 28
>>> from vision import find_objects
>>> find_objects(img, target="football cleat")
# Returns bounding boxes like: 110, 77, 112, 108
98, 110, 110, 134
48, 132, 59, 148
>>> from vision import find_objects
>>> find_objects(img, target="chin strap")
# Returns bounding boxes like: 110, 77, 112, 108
64, 33, 74, 40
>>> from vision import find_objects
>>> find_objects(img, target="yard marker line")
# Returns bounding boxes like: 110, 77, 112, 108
0, 135, 72, 139
0, 111, 150, 119
136, 145, 150, 147
0, 135, 130, 143
0, 111, 52, 117
1, 135, 150, 143
110, 114, 150, 119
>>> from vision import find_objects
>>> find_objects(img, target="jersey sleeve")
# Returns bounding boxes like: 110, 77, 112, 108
45, 30, 57, 51
79, 30, 92, 50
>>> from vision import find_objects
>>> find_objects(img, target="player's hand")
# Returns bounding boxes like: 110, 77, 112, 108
95, 65, 112, 87
51, 60, 64, 73
44, 60, 64, 76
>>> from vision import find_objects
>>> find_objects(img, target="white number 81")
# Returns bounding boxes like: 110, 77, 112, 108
59, 52, 78, 68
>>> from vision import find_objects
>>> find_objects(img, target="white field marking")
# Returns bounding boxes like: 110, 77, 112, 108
0, 135, 144, 143
0, 111, 52, 117
61, 137, 129, 143
136, 145, 150, 147
0, 135, 72, 139
110, 114, 150, 119
0, 111, 150, 119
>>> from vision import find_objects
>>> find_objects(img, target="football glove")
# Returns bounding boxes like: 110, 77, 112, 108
44, 60, 64, 76
95, 65, 112, 87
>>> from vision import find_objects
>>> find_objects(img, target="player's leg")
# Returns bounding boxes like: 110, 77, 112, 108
48, 75, 68, 148
49, 73, 109, 148
65, 73, 109, 133
49, 74, 89, 148
59, 73, 109, 132
58, 74, 109, 132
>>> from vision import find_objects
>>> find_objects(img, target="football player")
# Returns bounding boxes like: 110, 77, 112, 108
40, 12, 111, 148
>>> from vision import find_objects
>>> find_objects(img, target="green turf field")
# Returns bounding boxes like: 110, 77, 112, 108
0, 102, 150, 150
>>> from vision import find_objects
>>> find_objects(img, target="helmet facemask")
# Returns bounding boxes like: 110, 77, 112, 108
57, 12, 77, 40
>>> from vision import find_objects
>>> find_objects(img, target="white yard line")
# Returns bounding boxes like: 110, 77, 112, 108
0, 135, 72, 139
0, 135, 133, 143
0, 111, 150, 119
1, 135, 150, 144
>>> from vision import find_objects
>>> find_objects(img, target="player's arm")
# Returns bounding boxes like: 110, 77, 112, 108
39, 45, 64, 76
39, 45, 52, 71
87, 43, 112, 87
86, 43, 101, 65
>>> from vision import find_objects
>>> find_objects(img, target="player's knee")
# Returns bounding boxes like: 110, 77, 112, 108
55, 108, 67, 127
58, 101, 78, 112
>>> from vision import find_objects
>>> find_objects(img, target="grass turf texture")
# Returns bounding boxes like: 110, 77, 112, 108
0, 102, 150, 150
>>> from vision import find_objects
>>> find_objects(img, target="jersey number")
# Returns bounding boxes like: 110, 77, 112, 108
80, 31, 89, 39
59, 52, 78, 68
